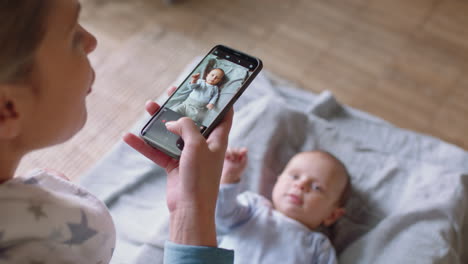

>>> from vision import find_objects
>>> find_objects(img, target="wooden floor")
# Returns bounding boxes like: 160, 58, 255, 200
17, 0, 468, 179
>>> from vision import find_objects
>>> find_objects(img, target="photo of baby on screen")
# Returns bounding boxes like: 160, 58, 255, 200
166, 54, 251, 127
172, 68, 224, 123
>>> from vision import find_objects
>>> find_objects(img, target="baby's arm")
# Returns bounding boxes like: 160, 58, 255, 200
221, 148, 248, 184
206, 86, 219, 109
315, 237, 338, 264
188, 76, 201, 91
216, 148, 250, 234
190, 73, 200, 84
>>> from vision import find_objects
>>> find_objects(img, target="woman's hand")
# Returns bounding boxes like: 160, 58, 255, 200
123, 86, 233, 247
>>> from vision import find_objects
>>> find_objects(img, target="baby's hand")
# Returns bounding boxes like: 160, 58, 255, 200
206, 103, 214, 110
190, 73, 201, 83
221, 147, 248, 184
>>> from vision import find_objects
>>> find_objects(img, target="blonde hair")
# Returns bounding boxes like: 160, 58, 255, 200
0, 1, 51, 83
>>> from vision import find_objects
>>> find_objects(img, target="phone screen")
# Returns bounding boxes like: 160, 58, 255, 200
141, 45, 261, 158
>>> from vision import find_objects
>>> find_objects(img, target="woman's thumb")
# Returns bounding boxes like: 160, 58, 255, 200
165, 117, 203, 144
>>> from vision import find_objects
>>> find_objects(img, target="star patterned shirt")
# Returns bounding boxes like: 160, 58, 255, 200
0, 169, 116, 264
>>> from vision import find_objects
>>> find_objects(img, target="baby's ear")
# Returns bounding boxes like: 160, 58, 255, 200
323, 207, 346, 227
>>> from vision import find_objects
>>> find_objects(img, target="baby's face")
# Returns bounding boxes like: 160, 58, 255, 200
272, 152, 347, 230
206, 69, 224, 85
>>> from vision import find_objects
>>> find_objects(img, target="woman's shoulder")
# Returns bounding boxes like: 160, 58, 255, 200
0, 169, 116, 263
3, 169, 101, 206
1, 168, 115, 229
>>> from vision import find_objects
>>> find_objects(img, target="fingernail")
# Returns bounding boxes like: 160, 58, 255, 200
165, 121, 175, 128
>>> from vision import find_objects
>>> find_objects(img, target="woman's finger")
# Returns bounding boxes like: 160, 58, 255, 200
145, 86, 176, 115
122, 132, 173, 169
167, 86, 177, 96
145, 101, 160, 115
165, 117, 205, 149
206, 108, 234, 153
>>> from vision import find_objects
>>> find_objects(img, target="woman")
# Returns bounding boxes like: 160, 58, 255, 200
0, 0, 233, 262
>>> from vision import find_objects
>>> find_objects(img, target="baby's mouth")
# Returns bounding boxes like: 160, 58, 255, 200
287, 193, 303, 205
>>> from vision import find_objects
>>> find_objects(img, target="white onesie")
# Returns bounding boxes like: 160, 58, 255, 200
0, 169, 116, 263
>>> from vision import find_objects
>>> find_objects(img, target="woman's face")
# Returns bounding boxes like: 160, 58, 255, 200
24, 0, 97, 149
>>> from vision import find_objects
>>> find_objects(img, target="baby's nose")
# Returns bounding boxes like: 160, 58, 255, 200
294, 181, 307, 191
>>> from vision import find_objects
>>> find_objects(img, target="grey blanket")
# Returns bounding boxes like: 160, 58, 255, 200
80, 67, 468, 264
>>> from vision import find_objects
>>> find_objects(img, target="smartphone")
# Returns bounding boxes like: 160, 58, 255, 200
140, 45, 263, 159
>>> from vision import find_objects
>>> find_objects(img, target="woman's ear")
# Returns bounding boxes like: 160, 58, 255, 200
0, 88, 22, 139
323, 207, 346, 227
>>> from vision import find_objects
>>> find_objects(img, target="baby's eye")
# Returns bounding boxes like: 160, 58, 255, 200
290, 174, 299, 180
311, 183, 322, 192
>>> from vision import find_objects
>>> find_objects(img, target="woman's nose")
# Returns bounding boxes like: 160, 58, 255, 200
82, 27, 98, 54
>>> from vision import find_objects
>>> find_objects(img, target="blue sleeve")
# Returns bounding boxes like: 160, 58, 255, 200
164, 241, 234, 264
188, 79, 202, 90
312, 236, 338, 264
187, 84, 198, 90
215, 184, 253, 234
208, 86, 219, 105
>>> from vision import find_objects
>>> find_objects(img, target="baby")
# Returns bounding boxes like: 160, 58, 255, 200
172, 68, 224, 123
216, 148, 351, 264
